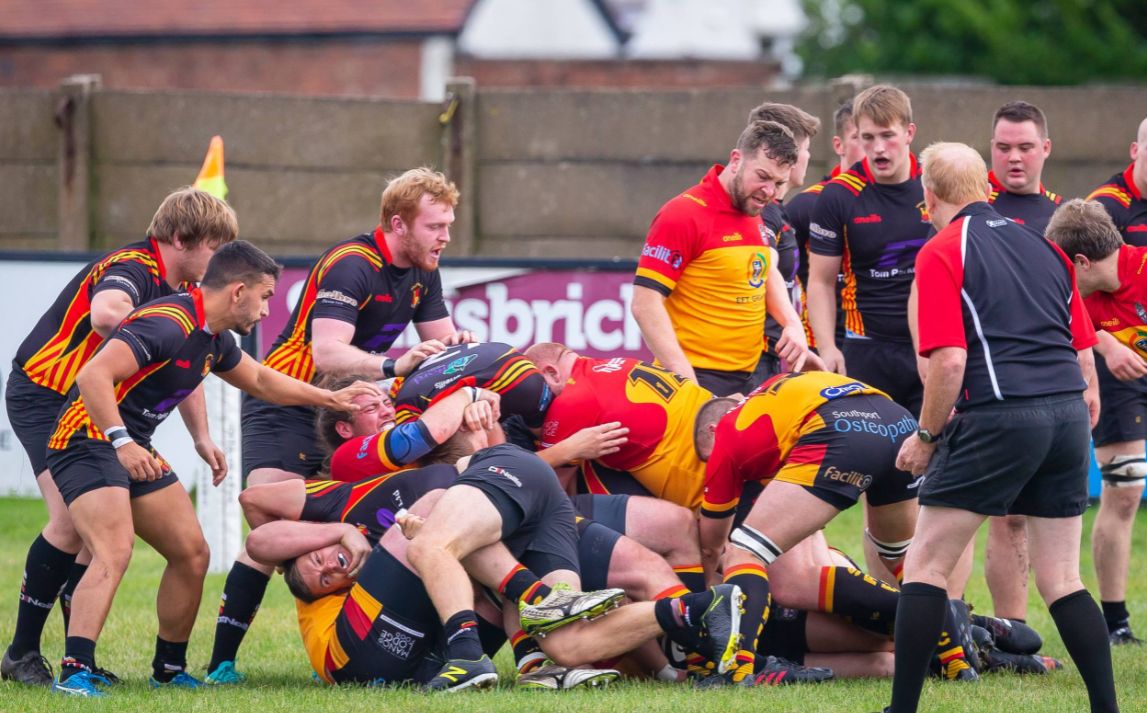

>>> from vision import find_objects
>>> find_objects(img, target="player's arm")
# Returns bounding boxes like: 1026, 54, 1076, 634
216, 351, 380, 410
698, 514, 734, 588
806, 253, 844, 373
89, 289, 137, 338
247, 520, 367, 572
764, 256, 809, 371
1093, 329, 1147, 381
415, 316, 475, 346
74, 340, 165, 481
175, 384, 227, 485
311, 318, 446, 379
239, 480, 307, 529
631, 285, 696, 382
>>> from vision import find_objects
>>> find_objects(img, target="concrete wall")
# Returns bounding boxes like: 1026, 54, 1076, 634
0, 81, 1144, 258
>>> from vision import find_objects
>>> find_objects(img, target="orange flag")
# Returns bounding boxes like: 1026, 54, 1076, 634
193, 135, 228, 200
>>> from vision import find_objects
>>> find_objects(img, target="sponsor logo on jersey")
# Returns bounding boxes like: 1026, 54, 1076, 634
316, 289, 358, 307
820, 382, 865, 399
641, 244, 684, 271
592, 358, 626, 374
444, 354, 478, 375
487, 466, 522, 487
853, 213, 883, 224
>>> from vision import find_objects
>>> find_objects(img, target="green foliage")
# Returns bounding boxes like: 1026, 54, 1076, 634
799, 0, 1147, 85
0, 496, 1143, 711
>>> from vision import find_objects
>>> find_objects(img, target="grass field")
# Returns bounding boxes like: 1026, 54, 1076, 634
0, 496, 1143, 713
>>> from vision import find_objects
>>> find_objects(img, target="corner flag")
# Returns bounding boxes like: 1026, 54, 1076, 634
193, 135, 228, 200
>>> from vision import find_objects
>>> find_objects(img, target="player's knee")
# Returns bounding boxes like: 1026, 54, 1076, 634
93, 537, 135, 576
41, 520, 83, 553
865, 528, 912, 561
1100, 455, 1147, 497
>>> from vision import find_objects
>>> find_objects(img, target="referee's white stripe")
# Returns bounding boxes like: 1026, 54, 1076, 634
958, 217, 1003, 401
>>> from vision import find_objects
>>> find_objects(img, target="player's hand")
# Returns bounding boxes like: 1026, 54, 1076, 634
117, 441, 165, 481
325, 380, 382, 411
395, 339, 447, 376
396, 509, 426, 540
801, 351, 827, 372
1103, 343, 1147, 381
194, 438, 229, 486
462, 398, 499, 432
818, 345, 847, 374
563, 422, 630, 460
895, 433, 936, 477
337, 525, 371, 578
1084, 382, 1101, 429
775, 324, 809, 372
444, 331, 477, 346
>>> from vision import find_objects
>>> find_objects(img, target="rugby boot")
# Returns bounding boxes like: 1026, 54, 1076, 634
1109, 624, 1144, 646
971, 612, 1043, 654
949, 599, 981, 671
205, 660, 247, 685
51, 669, 106, 697
983, 647, 1063, 675
91, 665, 120, 687
691, 583, 744, 675
425, 654, 498, 692
518, 663, 619, 690
149, 671, 205, 689
692, 669, 751, 689
753, 656, 834, 686
519, 583, 625, 636
0, 649, 53, 687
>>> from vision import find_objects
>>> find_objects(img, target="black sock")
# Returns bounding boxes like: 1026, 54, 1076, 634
1050, 590, 1119, 713
497, 565, 551, 606
724, 564, 770, 680
511, 630, 546, 673
443, 610, 484, 661
655, 588, 714, 635
151, 637, 189, 683
1100, 600, 1130, 633
60, 636, 96, 681
889, 582, 948, 713
673, 566, 707, 594
207, 562, 270, 672
60, 562, 88, 636
477, 616, 507, 657
10, 535, 75, 658
818, 565, 899, 636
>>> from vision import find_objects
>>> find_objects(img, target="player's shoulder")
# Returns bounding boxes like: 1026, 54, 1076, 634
1087, 171, 1134, 212
317, 232, 384, 270
822, 161, 869, 198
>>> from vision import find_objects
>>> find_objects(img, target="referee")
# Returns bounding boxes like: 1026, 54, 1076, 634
885, 143, 1118, 713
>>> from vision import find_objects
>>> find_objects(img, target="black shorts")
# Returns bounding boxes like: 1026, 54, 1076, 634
749, 353, 783, 391
695, 368, 756, 397
47, 439, 179, 506
454, 444, 580, 577
575, 518, 622, 592
576, 461, 654, 498
570, 493, 630, 533
758, 606, 809, 665
327, 547, 444, 686
841, 339, 922, 414
6, 366, 66, 475
240, 395, 325, 481
919, 394, 1091, 518
774, 394, 918, 510
1091, 357, 1147, 446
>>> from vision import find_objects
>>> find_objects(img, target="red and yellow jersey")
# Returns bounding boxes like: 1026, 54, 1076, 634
1085, 244, 1147, 357
634, 165, 771, 373
295, 584, 384, 684
701, 371, 887, 517
15, 238, 175, 395
539, 356, 713, 508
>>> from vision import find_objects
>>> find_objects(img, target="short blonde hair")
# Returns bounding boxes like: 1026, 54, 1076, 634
380, 167, 460, 229
853, 85, 913, 129
147, 186, 238, 248
1046, 199, 1123, 261
919, 142, 989, 205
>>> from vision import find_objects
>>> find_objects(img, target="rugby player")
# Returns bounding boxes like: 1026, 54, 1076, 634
210, 167, 470, 683
46, 242, 380, 696
1, 187, 236, 687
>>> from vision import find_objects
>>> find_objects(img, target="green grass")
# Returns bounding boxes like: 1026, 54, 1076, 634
0, 496, 1143, 712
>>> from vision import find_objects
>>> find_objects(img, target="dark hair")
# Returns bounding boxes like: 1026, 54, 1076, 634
282, 558, 318, 603
735, 120, 798, 166
201, 240, 282, 289
746, 103, 821, 142
1046, 199, 1123, 261
993, 101, 1049, 139
833, 101, 855, 137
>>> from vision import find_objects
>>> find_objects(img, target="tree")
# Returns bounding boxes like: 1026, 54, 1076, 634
799, 0, 1147, 85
